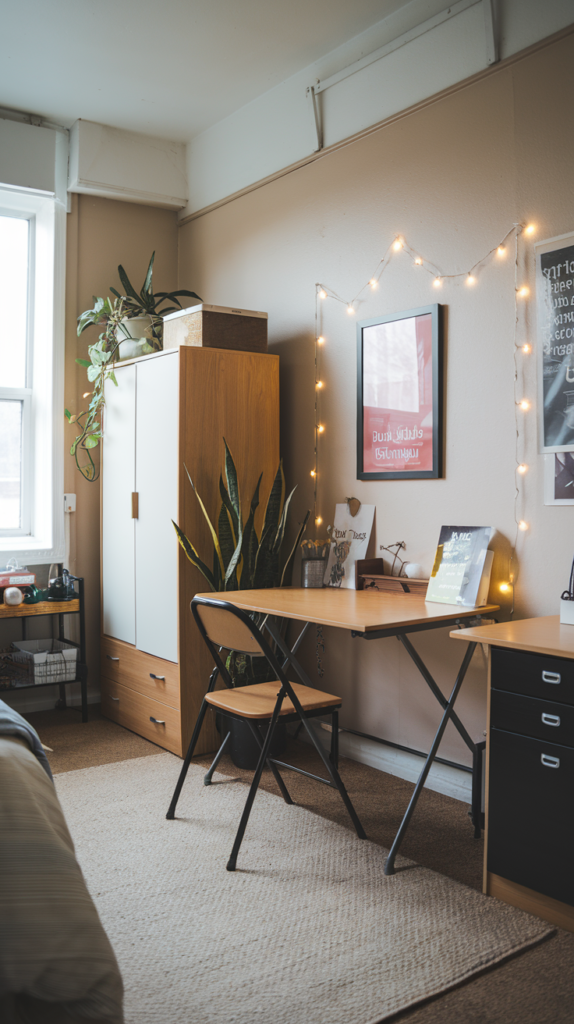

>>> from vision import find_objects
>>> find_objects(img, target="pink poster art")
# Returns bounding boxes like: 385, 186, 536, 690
358, 306, 442, 479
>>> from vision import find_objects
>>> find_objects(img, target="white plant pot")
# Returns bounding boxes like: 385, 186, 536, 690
116, 316, 153, 360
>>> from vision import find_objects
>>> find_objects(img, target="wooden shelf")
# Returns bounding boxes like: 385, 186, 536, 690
0, 599, 80, 620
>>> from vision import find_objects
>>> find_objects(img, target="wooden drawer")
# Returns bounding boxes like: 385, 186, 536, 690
491, 689, 574, 749
101, 677, 182, 756
492, 646, 574, 706
101, 636, 180, 708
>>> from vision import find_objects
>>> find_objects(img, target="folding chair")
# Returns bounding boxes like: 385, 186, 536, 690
166, 596, 367, 870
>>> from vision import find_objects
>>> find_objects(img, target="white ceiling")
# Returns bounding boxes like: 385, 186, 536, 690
1, 0, 414, 141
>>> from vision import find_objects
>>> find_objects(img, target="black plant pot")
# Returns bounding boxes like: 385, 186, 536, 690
218, 713, 287, 770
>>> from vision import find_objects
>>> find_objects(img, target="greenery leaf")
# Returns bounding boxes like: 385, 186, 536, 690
84, 435, 99, 449
184, 465, 225, 580
75, 358, 91, 368
172, 521, 217, 591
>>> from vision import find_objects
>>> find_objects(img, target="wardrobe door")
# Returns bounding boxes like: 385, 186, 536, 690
134, 352, 179, 663
102, 363, 136, 644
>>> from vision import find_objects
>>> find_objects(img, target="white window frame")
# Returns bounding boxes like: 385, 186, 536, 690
0, 184, 66, 564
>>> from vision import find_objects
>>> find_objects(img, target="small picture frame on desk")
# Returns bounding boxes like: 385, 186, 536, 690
356, 304, 443, 480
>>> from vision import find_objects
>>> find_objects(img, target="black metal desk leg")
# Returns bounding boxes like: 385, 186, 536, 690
384, 641, 477, 876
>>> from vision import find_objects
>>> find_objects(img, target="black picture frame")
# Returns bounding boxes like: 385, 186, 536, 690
356, 303, 443, 480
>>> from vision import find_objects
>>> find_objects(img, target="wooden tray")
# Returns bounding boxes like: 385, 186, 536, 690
355, 558, 428, 595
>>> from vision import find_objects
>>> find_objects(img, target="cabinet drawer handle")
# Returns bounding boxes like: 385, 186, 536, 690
111, 696, 119, 702
542, 670, 561, 684
149, 716, 165, 725
149, 673, 165, 680
541, 754, 560, 768
541, 713, 561, 727
107, 655, 120, 661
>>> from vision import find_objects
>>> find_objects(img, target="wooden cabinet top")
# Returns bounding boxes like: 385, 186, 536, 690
451, 615, 574, 660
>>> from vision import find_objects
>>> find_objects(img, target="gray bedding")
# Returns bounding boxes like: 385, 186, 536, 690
0, 734, 124, 1024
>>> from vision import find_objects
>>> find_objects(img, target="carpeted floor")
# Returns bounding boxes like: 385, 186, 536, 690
55, 753, 552, 1024
28, 706, 574, 1023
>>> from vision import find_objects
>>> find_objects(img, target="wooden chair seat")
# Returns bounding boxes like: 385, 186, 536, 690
205, 680, 341, 719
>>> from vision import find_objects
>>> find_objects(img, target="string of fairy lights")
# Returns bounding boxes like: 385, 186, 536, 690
312, 222, 537, 607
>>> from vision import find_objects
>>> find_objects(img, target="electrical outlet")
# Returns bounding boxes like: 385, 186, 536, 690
64, 493, 76, 513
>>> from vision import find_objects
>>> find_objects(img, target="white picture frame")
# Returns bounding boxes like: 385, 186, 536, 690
535, 230, 574, 453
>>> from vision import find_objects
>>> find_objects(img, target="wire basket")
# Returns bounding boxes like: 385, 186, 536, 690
0, 650, 33, 690
10, 639, 78, 685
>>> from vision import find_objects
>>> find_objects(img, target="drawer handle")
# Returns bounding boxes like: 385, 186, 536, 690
541, 754, 560, 768
107, 655, 120, 662
542, 670, 561, 684
150, 716, 165, 725
149, 673, 166, 681
111, 696, 120, 702
541, 713, 561, 727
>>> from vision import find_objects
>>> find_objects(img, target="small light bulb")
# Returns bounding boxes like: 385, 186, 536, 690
369, 278, 378, 289
466, 274, 476, 286
497, 246, 506, 256
517, 464, 528, 474
319, 289, 327, 299
525, 223, 536, 235
316, 380, 324, 389
317, 336, 325, 345
522, 343, 532, 354
393, 237, 403, 251
317, 424, 325, 433
413, 257, 422, 266
433, 277, 442, 288
347, 304, 354, 315
518, 520, 529, 531
518, 286, 529, 298
315, 516, 322, 525
519, 399, 530, 411
310, 470, 316, 478
499, 582, 511, 593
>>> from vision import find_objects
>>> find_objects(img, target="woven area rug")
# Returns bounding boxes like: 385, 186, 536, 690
55, 753, 553, 1024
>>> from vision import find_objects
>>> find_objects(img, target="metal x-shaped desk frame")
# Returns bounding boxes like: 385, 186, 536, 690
263, 610, 486, 876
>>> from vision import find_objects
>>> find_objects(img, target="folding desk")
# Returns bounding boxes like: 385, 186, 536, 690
196, 587, 499, 874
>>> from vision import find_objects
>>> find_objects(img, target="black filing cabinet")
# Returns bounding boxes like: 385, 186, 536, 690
488, 646, 574, 906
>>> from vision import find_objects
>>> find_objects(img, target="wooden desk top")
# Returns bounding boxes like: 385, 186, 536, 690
0, 599, 80, 620
195, 588, 499, 633
450, 615, 574, 660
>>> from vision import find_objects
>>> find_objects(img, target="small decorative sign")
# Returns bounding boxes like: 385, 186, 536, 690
425, 526, 493, 607
324, 503, 375, 589
356, 305, 443, 480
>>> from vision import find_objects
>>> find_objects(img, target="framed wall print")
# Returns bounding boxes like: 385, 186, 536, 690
544, 452, 574, 505
356, 304, 443, 480
535, 231, 574, 452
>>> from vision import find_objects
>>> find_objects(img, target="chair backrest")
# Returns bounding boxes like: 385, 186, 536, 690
192, 598, 266, 656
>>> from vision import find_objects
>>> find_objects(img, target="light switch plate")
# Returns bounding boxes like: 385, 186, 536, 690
64, 493, 76, 513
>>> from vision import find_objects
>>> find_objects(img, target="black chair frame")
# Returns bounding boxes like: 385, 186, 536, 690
166, 596, 366, 870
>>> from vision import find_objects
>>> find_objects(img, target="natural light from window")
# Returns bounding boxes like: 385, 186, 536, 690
0, 215, 29, 532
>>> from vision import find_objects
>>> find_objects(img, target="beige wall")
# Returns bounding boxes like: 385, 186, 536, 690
177, 34, 574, 766
64, 195, 179, 701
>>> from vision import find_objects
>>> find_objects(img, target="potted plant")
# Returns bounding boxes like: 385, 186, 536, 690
173, 440, 310, 767
66, 253, 200, 481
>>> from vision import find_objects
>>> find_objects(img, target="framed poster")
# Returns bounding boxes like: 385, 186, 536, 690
535, 231, 574, 452
356, 304, 443, 480
544, 452, 574, 505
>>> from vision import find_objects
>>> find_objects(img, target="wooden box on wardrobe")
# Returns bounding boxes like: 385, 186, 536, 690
100, 345, 280, 756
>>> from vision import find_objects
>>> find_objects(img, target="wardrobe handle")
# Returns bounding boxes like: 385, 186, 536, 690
149, 673, 165, 680
150, 716, 165, 725
542, 670, 561, 684
541, 713, 560, 727
131, 492, 139, 519
541, 754, 560, 768
107, 655, 120, 661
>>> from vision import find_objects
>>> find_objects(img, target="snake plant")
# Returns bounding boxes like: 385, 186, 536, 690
173, 440, 309, 593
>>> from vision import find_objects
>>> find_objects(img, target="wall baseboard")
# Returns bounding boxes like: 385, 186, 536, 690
2, 691, 100, 715
298, 724, 472, 804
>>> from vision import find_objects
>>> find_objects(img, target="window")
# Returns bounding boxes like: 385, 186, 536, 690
0, 188, 65, 564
